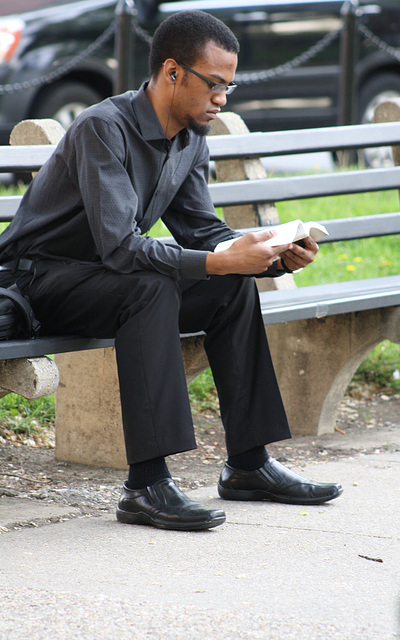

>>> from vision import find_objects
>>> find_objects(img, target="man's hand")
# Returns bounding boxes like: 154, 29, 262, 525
206, 230, 289, 275
278, 235, 319, 272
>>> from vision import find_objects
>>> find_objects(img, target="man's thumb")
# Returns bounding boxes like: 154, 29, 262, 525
250, 229, 277, 243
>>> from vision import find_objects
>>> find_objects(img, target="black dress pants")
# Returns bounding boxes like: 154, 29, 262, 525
18, 259, 291, 464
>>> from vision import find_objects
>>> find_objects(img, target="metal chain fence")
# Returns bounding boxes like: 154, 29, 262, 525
131, 13, 153, 47
358, 23, 400, 64
0, 14, 399, 95
130, 18, 400, 85
234, 29, 340, 84
0, 19, 116, 95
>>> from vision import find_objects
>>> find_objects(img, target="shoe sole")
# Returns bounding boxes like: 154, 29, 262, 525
217, 483, 343, 505
116, 507, 226, 531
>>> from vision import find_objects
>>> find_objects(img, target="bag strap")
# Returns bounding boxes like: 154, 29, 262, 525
0, 285, 41, 338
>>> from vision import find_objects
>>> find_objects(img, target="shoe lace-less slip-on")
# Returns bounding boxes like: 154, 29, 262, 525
218, 457, 343, 505
116, 478, 226, 531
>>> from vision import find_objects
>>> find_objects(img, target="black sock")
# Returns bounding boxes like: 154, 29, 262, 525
228, 446, 269, 471
126, 456, 171, 490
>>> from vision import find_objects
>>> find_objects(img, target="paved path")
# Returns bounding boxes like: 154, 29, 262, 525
1, 450, 399, 640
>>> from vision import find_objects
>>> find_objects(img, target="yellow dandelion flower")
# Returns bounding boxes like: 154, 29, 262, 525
380, 260, 393, 267
354, 257, 363, 263
346, 265, 356, 272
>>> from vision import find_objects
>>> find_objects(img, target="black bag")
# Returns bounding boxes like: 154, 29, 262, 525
0, 284, 41, 340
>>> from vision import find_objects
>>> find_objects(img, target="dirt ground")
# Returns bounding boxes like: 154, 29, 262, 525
1, 389, 399, 514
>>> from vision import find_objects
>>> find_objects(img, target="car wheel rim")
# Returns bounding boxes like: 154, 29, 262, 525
52, 102, 90, 129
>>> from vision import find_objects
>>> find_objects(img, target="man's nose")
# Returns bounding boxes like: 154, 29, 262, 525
212, 91, 228, 107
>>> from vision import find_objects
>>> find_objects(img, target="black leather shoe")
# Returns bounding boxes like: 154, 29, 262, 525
218, 458, 343, 505
116, 478, 226, 531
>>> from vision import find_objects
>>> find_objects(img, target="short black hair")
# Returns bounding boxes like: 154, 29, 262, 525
149, 10, 240, 77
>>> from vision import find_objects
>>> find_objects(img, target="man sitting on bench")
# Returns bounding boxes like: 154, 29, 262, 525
0, 10, 342, 531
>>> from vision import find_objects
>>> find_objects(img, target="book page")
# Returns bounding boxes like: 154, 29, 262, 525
214, 220, 328, 253
265, 220, 329, 246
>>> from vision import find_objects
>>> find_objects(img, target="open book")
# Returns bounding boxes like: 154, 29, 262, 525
262, 219, 328, 246
215, 219, 328, 252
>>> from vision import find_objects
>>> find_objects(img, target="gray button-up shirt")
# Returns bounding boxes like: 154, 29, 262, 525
0, 84, 240, 280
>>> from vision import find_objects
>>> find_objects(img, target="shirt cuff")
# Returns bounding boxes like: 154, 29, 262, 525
180, 249, 209, 280
214, 238, 238, 253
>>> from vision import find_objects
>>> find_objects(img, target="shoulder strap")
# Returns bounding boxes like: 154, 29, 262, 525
0, 285, 41, 338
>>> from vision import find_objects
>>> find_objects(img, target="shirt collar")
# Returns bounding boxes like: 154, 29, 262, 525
131, 82, 190, 151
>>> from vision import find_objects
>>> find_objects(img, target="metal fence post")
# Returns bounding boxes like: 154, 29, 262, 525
338, 0, 360, 127
114, 0, 136, 95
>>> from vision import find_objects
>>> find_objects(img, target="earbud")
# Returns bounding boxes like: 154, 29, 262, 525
171, 72, 176, 81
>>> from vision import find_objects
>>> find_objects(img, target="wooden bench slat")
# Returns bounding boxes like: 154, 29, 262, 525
209, 166, 400, 206
259, 275, 400, 324
320, 212, 400, 242
0, 145, 56, 172
2, 122, 400, 174
0, 336, 115, 361
0, 332, 204, 361
207, 122, 400, 159
3, 173, 400, 224
0, 196, 23, 222
1, 122, 400, 173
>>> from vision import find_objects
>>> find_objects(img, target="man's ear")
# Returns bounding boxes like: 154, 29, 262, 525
163, 59, 178, 84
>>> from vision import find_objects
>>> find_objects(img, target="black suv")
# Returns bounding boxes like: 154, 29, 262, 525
1, 0, 400, 153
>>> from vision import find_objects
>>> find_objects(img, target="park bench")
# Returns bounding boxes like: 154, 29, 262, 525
0, 101, 399, 468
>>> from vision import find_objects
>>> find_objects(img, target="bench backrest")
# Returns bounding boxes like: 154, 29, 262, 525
1, 120, 400, 242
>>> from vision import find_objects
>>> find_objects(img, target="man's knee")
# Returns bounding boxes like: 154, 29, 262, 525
120, 271, 181, 325
212, 274, 257, 307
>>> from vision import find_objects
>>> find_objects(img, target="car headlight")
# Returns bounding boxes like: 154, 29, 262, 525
0, 19, 24, 65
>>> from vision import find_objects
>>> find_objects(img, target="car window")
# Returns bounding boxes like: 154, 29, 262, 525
0, 0, 90, 17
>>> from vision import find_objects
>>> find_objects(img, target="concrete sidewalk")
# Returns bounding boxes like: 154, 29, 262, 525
1, 451, 399, 640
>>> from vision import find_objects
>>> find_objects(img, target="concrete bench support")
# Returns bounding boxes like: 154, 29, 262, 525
267, 307, 400, 435
0, 356, 59, 400
373, 97, 400, 166
55, 334, 208, 469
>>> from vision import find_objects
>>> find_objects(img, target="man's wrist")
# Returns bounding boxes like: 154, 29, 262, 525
279, 257, 294, 274
206, 251, 228, 275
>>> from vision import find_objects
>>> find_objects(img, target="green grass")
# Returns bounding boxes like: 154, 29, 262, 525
0, 393, 55, 444
276, 189, 400, 286
350, 340, 400, 394
0, 184, 23, 196
188, 368, 219, 413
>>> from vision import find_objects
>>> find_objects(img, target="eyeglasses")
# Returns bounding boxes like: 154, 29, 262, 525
176, 61, 237, 95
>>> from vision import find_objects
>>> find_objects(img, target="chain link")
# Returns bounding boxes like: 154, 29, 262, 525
237, 23, 400, 85
0, 19, 116, 95
235, 29, 340, 84
358, 22, 400, 64
131, 14, 153, 46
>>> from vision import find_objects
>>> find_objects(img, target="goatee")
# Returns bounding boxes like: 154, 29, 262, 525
187, 116, 211, 137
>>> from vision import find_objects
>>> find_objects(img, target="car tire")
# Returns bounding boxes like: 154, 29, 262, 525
358, 72, 400, 166
32, 81, 103, 130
